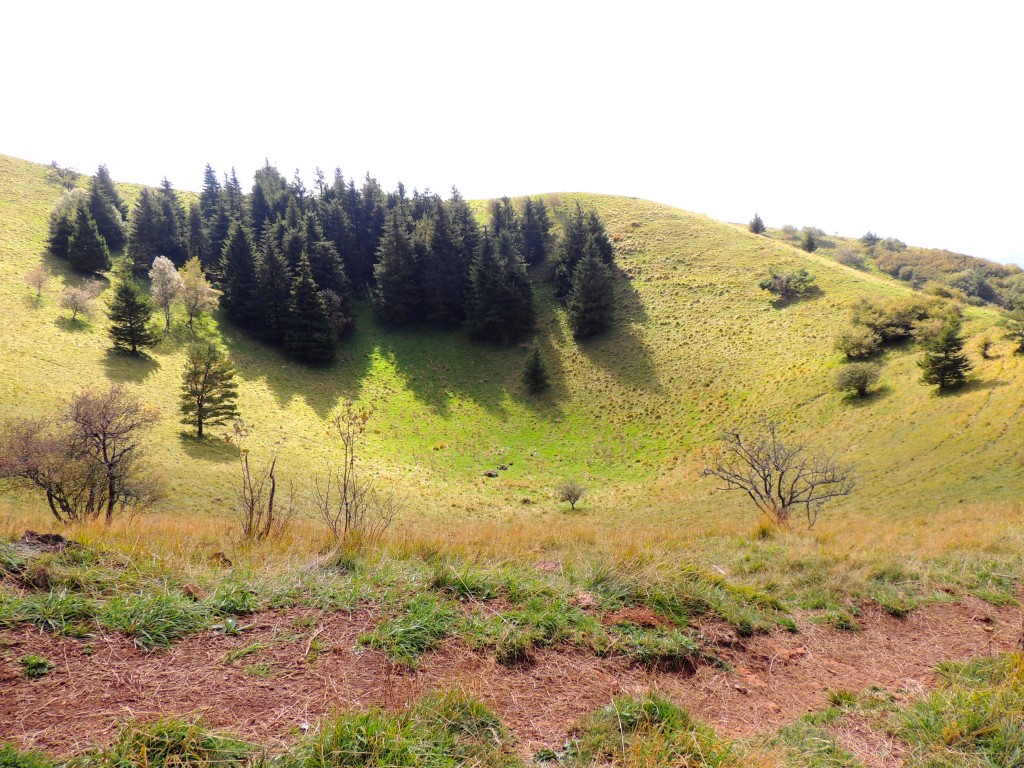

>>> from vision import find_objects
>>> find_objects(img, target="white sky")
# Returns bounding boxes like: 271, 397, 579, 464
4, 1, 1022, 262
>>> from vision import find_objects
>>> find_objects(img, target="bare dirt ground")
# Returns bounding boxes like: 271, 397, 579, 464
0, 597, 1017, 761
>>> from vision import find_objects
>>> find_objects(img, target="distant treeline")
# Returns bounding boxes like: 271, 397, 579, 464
48, 164, 617, 362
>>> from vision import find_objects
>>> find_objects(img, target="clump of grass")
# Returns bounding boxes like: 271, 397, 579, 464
208, 580, 261, 615
608, 624, 707, 670
360, 594, 458, 667
291, 690, 517, 768
812, 609, 861, 632
99, 590, 212, 649
20, 654, 54, 679
430, 563, 501, 600
19, 588, 96, 635
463, 598, 600, 666
561, 693, 742, 767
765, 717, 860, 767
899, 654, 1024, 765
79, 717, 256, 768
0, 743, 56, 768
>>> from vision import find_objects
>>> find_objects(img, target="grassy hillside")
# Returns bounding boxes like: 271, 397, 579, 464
1, 152, 1023, 565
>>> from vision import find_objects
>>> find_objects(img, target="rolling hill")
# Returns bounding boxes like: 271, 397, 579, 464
1, 153, 1020, 533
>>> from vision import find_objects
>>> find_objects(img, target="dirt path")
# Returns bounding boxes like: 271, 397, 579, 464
0, 598, 1017, 759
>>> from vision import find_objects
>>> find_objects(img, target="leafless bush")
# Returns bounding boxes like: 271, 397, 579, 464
58, 280, 103, 320
229, 420, 294, 542
313, 401, 397, 545
25, 266, 50, 299
700, 421, 854, 528
557, 480, 586, 510
0, 385, 160, 524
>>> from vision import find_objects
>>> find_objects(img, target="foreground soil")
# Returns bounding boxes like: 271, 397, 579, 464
0, 598, 1017, 759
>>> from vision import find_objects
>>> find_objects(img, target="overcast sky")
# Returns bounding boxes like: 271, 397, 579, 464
4, 1, 1021, 263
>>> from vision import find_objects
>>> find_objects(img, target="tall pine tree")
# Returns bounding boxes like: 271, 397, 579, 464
219, 222, 261, 329
126, 188, 161, 272
373, 208, 422, 325
567, 250, 616, 339
255, 238, 292, 343
87, 166, 126, 251
284, 255, 336, 363
465, 230, 534, 344
67, 203, 112, 273
521, 197, 553, 266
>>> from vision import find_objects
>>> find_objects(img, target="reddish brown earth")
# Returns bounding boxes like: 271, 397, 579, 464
0, 598, 1017, 759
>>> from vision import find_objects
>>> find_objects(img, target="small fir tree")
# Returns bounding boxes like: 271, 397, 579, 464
918, 319, 972, 390
567, 251, 616, 339
801, 230, 818, 253
107, 278, 157, 355
522, 348, 550, 394
284, 255, 336, 363
749, 213, 766, 234
179, 343, 240, 438
67, 204, 112, 273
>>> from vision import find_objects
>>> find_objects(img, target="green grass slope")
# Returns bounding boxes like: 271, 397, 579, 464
1, 153, 1021, 533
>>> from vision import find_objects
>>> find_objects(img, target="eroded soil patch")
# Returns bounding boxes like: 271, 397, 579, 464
0, 599, 1016, 759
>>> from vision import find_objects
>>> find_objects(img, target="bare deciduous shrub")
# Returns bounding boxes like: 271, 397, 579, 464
557, 480, 586, 510
0, 385, 160, 524
700, 421, 854, 528
313, 401, 397, 545
58, 280, 103, 321
229, 420, 294, 542
25, 265, 50, 299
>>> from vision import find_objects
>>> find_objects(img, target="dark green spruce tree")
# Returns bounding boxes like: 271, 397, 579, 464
522, 348, 550, 394
284, 255, 336, 363
67, 203, 112, 273
87, 167, 127, 251
521, 197, 553, 266
154, 178, 187, 265
465, 230, 534, 344
373, 208, 422, 324
219, 222, 261, 329
567, 250, 616, 339
47, 190, 84, 259
126, 187, 161, 272
107, 278, 157, 355
555, 203, 614, 301
918, 319, 972, 391
255, 238, 292, 344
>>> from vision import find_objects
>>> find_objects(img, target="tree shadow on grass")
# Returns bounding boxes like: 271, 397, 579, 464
219, 316, 374, 420
767, 285, 825, 310
574, 270, 661, 393
102, 348, 160, 384
55, 315, 91, 333
840, 384, 892, 407
178, 432, 238, 463
934, 377, 1009, 397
